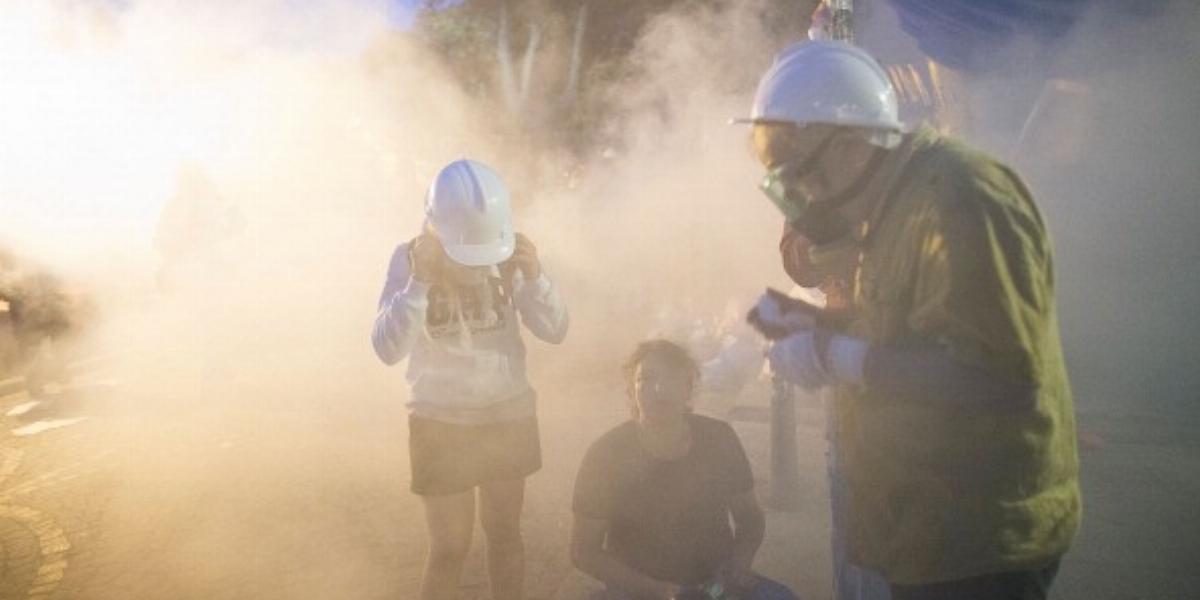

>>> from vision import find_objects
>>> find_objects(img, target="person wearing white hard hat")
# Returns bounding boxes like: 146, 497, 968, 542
372, 158, 569, 600
737, 41, 1080, 600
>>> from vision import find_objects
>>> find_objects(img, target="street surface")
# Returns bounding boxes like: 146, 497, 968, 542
0, 338, 1197, 599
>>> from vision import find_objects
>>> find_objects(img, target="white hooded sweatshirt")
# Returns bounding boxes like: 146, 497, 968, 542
371, 242, 569, 424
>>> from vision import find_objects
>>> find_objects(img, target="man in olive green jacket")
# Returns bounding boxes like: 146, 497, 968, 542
738, 41, 1081, 600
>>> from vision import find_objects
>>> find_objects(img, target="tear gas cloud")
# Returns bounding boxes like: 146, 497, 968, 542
0, 1, 799, 597
1, 0, 1197, 597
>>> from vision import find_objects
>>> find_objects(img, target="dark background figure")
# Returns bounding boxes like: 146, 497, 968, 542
0, 245, 94, 395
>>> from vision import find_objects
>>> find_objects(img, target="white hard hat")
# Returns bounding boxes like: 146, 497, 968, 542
737, 41, 902, 146
425, 159, 515, 266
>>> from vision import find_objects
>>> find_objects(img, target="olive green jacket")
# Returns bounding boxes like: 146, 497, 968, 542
838, 126, 1081, 584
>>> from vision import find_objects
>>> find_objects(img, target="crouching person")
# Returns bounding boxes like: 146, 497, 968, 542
570, 340, 798, 600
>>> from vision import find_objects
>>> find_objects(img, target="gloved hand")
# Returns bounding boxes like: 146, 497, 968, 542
767, 330, 832, 390
507, 232, 542, 281
409, 233, 445, 283
745, 287, 820, 341
768, 329, 869, 389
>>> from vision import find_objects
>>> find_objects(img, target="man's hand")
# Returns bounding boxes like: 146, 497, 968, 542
767, 330, 831, 390
769, 328, 870, 389
508, 232, 542, 281
409, 233, 444, 283
747, 287, 822, 341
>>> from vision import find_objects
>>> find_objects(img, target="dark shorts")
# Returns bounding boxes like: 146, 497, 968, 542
408, 415, 542, 496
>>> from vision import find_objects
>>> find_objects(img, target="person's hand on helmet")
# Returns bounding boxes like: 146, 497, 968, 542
409, 233, 445, 283
508, 233, 542, 281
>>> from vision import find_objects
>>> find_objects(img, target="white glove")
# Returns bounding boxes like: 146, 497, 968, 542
767, 331, 830, 390
768, 331, 869, 390
746, 287, 819, 340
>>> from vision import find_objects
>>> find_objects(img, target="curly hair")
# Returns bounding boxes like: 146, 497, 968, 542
622, 338, 701, 396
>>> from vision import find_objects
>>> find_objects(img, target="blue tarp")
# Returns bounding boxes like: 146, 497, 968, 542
885, 0, 1166, 72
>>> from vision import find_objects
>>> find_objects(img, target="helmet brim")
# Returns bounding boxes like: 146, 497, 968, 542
727, 117, 815, 127
443, 241, 516, 267
729, 117, 795, 126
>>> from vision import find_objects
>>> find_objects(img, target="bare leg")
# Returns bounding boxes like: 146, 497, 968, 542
478, 478, 527, 600
420, 490, 476, 600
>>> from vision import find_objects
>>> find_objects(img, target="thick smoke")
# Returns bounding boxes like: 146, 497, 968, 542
521, 1, 797, 384
1, 1, 813, 598
0, 0, 803, 409
6, 0, 1193, 597
2, 2, 496, 598
1043, 2, 1200, 417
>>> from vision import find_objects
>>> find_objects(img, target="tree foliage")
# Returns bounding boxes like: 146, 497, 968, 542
409, 0, 813, 156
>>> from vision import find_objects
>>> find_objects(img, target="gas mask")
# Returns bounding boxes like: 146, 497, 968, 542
759, 164, 852, 247
759, 131, 886, 248
760, 133, 888, 285
761, 166, 859, 286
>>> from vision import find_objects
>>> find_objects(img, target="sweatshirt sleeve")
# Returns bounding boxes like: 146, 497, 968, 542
513, 271, 569, 344
371, 243, 431, 365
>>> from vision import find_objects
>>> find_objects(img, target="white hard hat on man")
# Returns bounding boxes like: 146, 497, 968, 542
737, 41, 903, 148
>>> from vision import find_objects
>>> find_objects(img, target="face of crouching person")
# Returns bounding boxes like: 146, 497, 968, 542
624, 340, 701, 459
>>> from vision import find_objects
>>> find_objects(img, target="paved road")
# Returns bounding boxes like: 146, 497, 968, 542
0, 351, 832, 600
1, 349, 1197, 600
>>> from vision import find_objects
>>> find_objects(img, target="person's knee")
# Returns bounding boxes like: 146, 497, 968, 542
481, 516, 523, 549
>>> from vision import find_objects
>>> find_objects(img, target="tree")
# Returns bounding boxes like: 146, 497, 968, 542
408, 0, 814, 160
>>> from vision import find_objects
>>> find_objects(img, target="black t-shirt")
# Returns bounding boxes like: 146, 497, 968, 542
572, 414, 755, 585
